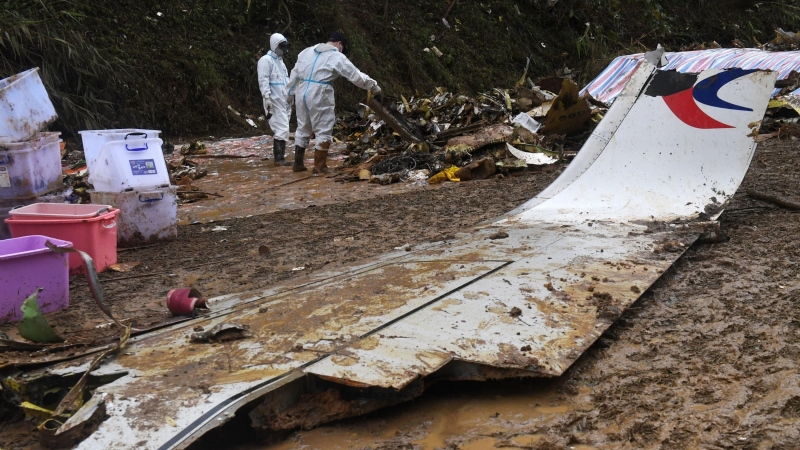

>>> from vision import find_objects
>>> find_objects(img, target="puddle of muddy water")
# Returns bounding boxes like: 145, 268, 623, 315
215, 378, 583, 450
178, 153, 439, 225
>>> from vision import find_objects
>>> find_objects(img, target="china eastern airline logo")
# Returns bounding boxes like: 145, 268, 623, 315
644, 68, 757, 129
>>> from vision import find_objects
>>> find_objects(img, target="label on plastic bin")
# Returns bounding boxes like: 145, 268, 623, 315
0, 166, 9, 188
129, 159, 158, 175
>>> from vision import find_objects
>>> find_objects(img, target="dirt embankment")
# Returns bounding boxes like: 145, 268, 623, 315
2, 1, 797, 137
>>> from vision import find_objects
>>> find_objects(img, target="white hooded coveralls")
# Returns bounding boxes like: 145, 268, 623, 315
257, 34, 291, 141
286, 43, 377, 150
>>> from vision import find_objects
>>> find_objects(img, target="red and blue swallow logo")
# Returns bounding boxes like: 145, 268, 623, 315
645, 68, 757, 129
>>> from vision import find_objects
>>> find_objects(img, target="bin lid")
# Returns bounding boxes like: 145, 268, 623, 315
0, 131, 61, 150
0, 235, 72, 261
9, 203, 112, 220
78, 129, 161, 137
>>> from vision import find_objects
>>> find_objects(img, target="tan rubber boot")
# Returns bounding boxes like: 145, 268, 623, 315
292, 146, 308, 172
312, 149, 329, 174
315, 141, 331, 174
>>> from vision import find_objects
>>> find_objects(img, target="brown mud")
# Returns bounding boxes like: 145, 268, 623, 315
178, 149, 432, 224
2, 138, 800, 449
237, 138, 800, 449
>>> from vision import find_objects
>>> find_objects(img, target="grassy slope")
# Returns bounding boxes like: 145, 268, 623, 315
1, 0, 797, 138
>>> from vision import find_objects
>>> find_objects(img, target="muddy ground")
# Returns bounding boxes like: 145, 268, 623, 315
235, 138, 800, 450
2, 137, 800, 449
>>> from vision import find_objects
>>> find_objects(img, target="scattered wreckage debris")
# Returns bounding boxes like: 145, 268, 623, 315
169, 158, 207, 182
365, 95, 430, 152
190, 323, 251, 343
166, 153, 214, 204
335, 77, 602, 185
761, 28, 800, 51
167, 288, 209, 316
746, 190, 800, 210
179, 141, 208, 156
455, 157, 495, 181
107, 262, 140, 273
445, 123, 514, 154
226, 105, 258, 129
506, 143, 558, 166
15, 76, 599, 212
778, 122, 800, 140
35, 326, 131, 449
774, 70, 800, 96
759, 96, 800, 141
0, 58, 776, 450
539, 78, 592, 135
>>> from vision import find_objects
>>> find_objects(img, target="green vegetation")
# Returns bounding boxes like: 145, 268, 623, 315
1, 0, 798, 138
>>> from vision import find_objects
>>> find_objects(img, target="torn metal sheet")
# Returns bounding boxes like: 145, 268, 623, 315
769, 95, 800, 115
512, 68, 775, 221
444, 123, 513, 153
3, 62, 778, 450
303, 221, 682, 392
506, 143, 558, 165
540, 78, 592, 135
529, 100, 553, 117
511, 112, 543, 134
364, 97, 429, 151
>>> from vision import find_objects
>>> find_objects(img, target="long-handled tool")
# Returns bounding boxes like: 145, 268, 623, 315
365, 90, 430, 152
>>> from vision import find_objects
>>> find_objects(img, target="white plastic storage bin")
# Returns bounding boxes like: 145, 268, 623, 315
0, 132, 63, 201
0, 68, 58, 143
89, 137, 170, 192
89, 185, 177, 246
78, 129, 161, 185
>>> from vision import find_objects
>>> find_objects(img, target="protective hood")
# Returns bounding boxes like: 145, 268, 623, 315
270, 33, 287, 53
314, 43, 338, 53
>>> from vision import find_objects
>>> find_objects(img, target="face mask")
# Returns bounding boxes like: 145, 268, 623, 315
276, 42, 289, 57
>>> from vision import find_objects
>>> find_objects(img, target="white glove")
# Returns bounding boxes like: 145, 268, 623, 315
287, 94, 295, 106
371, 84, 382, 96
263, 97, 272, 115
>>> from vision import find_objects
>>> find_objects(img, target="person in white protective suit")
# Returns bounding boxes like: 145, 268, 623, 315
286, 31, 381, 173
257, 33, 292, 166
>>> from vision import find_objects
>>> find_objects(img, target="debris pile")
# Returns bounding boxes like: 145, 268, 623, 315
759, 81, 800, 141
333, 76, 606, 185
756, 35, 800, 141
761, 28, 800, 51
168, 141, 210, 203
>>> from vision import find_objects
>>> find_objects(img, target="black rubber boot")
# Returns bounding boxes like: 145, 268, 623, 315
273, 140, 291, 166
292, 146, 308, 172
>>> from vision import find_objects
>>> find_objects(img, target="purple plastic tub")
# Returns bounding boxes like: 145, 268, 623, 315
0, 235, 72, 323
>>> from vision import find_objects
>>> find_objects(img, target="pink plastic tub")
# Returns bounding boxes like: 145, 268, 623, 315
0, 235, 72, 323
5, 208, 120, 273
9, 203, 112, 220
